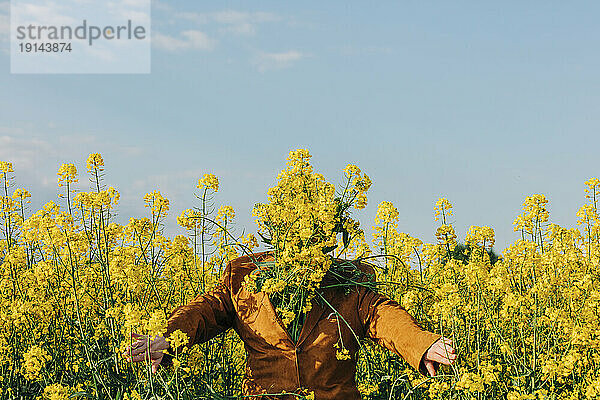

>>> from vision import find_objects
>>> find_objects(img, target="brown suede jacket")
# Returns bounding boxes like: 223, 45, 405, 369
164, 251, 441, 399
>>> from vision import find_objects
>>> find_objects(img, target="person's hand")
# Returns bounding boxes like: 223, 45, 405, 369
422, 337, 457, 377
123, 332, 170, 373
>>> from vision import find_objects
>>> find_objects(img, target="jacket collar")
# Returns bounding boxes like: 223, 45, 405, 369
242, 251, 349, 348
257, 286, 336, 348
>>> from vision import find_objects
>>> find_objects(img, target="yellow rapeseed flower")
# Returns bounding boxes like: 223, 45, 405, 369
143, 190, 170, 216
197, 173, 219, 192
0, 160, 14, 173
21, 345, 51, 380
57, 163, 78, 186
167, 329, 190, 350
42, 383, 71, 400
86, 153, 104, 172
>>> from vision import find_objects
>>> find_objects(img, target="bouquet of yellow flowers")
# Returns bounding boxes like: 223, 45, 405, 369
244, 149, 372, 342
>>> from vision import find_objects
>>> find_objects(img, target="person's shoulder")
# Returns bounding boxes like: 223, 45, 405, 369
228, 250, 274, 270
355, 260, 376, 277
223, 251, 274, 292
322, 258, 377, 286
333, 258, 376, 274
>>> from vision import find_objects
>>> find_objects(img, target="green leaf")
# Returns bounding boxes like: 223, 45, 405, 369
257, 231, 272, 245
322, 245, 337, 254
342, 230, 349, 248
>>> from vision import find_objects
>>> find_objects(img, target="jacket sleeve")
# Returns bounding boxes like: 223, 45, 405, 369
164, 260, 236, 347
357, 274, 441, 376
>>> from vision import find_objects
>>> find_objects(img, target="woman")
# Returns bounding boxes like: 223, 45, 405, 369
124, 251, 457, 399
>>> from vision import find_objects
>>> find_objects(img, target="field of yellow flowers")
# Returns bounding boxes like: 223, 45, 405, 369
0, 151, 599, 400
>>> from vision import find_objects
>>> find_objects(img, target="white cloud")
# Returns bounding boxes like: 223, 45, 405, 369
171, 10, 208, 24
221, 21, 255, 36
122, 168, 205, 220
107, 1, 150, 25
0, 125, 147, 187
153, 30, 215, 52
0, 135, 54, 173
253, 50, 307, 72
119, 0, 148, 7
211, 10, 279, 35
151, 3, 305, 68
155, 2, 280, 37
0, 125, 27, 136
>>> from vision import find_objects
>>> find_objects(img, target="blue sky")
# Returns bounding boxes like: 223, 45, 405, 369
0, 1, 599, 253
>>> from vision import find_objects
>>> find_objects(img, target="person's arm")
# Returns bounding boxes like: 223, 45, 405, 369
163, 261, 235, 346
358, 285, 442, 376
125, 260, 236, 370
